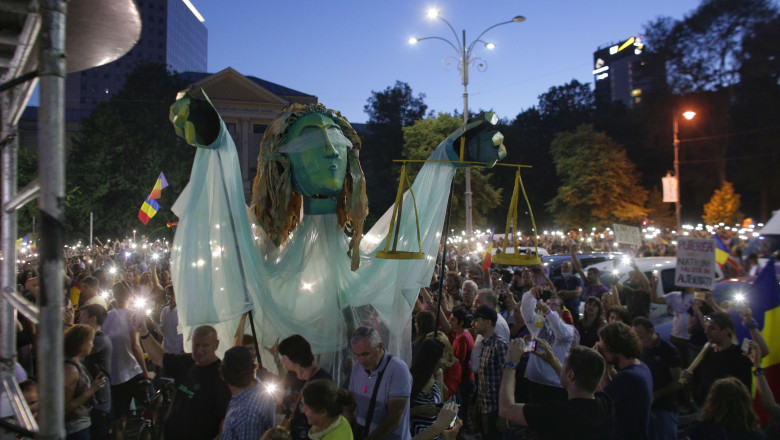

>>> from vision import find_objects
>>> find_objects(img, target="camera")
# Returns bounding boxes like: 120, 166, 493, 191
525, 340, 537, 352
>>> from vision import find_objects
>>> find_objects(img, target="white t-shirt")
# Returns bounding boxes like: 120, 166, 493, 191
664, 291, 692, 340
160, 305, 184, 354
103, 307, 143, 385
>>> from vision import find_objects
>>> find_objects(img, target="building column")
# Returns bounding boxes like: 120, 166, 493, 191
240, 117, 250, 194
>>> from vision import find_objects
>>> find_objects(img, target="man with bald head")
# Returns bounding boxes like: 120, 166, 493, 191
137, 322, 231, 440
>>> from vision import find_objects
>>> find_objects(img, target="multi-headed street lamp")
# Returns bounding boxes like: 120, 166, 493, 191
410, 8, 525, 235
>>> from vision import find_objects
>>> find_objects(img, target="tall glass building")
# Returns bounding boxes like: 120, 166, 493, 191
65, 0, 207, 110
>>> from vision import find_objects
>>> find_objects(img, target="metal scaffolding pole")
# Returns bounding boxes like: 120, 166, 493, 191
0, 90, 21, 440
36, 0, 67, 438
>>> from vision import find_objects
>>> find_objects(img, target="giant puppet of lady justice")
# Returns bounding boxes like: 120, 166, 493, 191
167, 91, 505, 376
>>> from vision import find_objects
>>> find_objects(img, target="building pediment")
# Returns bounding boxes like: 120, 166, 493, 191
187, 67, 290, 106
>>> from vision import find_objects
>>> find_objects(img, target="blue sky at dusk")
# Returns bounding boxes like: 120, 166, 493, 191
193, 0, 703, 123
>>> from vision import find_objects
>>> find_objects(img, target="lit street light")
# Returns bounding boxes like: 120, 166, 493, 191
673, 110, 696, 230
410, 9, 525, 235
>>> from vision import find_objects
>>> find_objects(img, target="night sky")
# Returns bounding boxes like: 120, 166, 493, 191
194, 0, 704, 123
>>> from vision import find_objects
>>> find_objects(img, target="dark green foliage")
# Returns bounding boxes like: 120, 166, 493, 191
66, 62, 193, 240
402, 113, 502, 230
360, 81, 428, 227
643, 0, 778, 92
547, 125, 648, 229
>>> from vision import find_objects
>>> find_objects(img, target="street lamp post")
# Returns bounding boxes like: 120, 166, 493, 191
672, 110, 696, 230
410, 9, 525, 236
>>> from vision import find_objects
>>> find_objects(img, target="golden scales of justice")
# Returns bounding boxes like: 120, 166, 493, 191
375, 136, 542, 266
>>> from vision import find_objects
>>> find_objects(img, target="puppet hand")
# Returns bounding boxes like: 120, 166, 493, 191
169, 89, 220, 148
445, 112, 506, 167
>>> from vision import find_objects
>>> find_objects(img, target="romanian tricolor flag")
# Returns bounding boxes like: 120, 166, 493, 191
148, 172, 168, 200
734, 257, 780, 422
482, 229, 495, 270
138, 197, 160, 225
713, 233, 741, 274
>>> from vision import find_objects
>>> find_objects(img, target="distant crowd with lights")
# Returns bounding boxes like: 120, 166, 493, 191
9, 221, 779, 440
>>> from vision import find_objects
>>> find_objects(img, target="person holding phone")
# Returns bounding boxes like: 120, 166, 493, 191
519, 287, 576, 403
64, 324, 108, 440
499, 339, 614, 439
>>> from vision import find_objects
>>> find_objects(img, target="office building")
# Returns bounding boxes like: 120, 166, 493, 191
66, 0, 207, 110
592, 36, 663, 109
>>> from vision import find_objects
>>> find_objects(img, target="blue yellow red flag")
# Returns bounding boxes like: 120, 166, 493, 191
138, 197, 160, 225
732, 257, 780, 422
148, 172, 168, 200
713, 233, 741, 274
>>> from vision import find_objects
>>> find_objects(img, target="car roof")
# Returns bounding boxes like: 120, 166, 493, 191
585, 256, 677, 272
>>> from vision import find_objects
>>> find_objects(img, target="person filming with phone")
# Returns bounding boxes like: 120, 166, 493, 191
519, 286, 576, 403
499, 339, 615, 439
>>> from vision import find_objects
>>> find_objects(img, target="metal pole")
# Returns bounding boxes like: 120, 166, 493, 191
673, 115, 681, 231
462, 29, 473, 236
37, 0, 67, 438
89, 211, 93, 245
434, 179, 456, 336
1, 93, 20, 433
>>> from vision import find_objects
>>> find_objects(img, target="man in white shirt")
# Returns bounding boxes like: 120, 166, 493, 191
102, 282, 148, 434
650, 287, 693, 367
520, 287, 575, 403
160, 286, 184, 354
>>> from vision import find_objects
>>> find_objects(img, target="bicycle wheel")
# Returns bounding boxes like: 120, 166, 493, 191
137, 423, 154, 440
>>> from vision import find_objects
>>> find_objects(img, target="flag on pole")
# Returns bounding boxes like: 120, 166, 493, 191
482, 229, 495, 270
713, 233, 741, 274
732, 257, 780, 422
138, 197, 160, 225
148, 172, 168, 200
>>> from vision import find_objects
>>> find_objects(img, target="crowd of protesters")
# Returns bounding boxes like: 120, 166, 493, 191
7, 224, 780, 440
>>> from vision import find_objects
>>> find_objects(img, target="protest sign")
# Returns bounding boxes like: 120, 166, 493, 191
675, 238, 716, 290
612, 223, 642, 246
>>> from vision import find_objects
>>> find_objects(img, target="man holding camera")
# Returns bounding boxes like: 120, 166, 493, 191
519, 287, 576, 403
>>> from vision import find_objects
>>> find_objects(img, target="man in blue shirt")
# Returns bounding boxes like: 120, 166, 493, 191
348, 326, 412, 440
473, 305, 509, 439
219, 346, 276, 440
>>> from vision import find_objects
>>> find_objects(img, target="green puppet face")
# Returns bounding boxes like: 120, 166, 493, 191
282, 112, 350, 198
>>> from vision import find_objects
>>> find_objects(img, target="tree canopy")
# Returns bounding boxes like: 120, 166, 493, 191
66, 62, 193, 240
402, 113, 503, 230
643, 0, 778, 92
702, 181, 742, 225
547, 125, 648, 229
360, 81, 428, 227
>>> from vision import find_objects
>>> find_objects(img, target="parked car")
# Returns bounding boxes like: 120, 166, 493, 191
654, 275, 756, 340
583, 257, 725, 321
543, 252, 623, 279
491, 246, 549, 257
